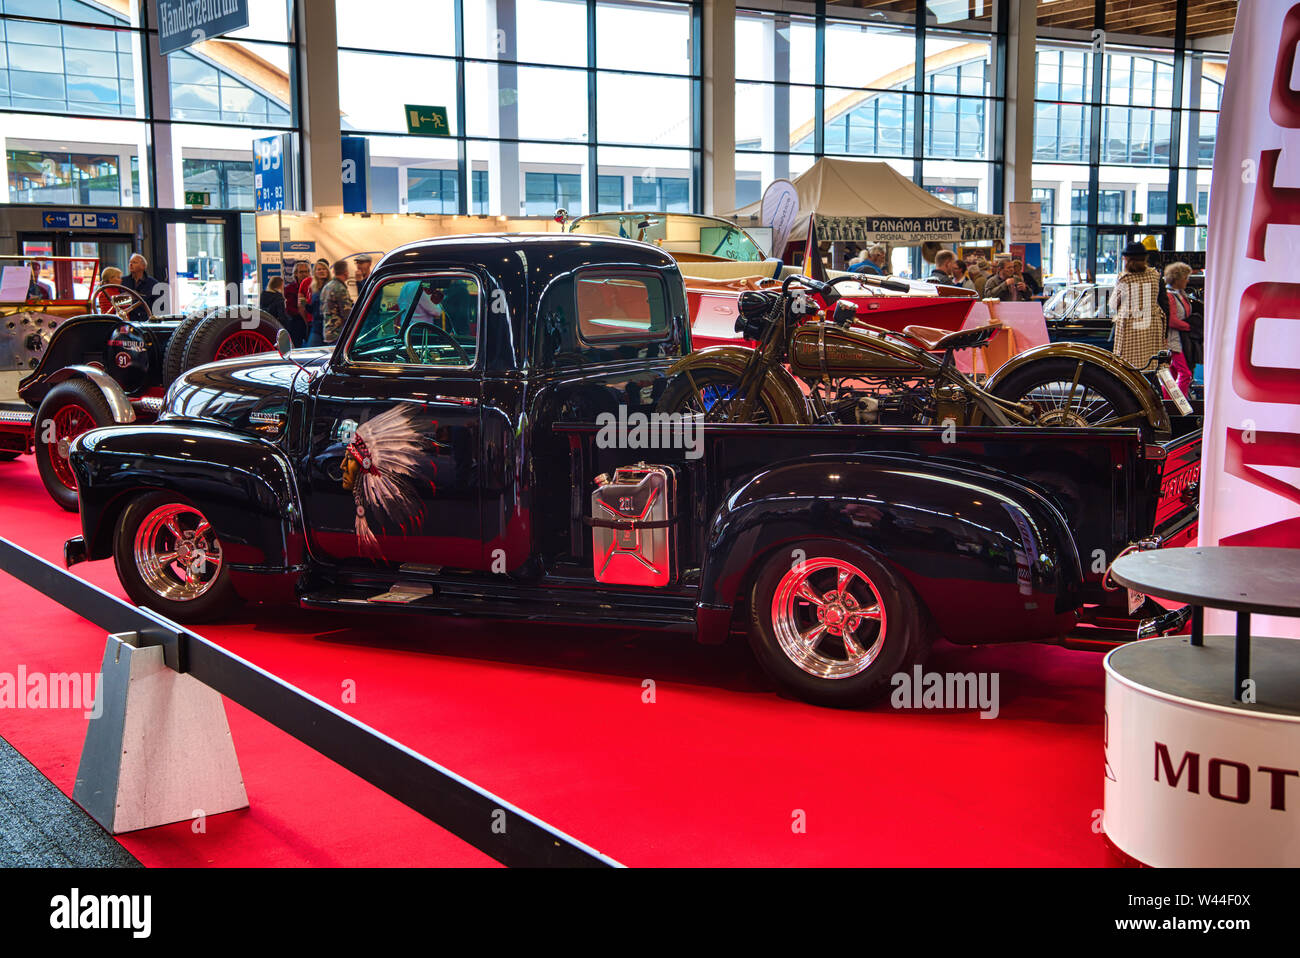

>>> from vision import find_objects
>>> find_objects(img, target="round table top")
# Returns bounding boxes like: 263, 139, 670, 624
1110, 547, 1300, 617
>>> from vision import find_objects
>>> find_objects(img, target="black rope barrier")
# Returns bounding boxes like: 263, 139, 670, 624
0, 537, 620, 868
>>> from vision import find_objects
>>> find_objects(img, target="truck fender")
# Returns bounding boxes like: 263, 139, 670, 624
69, 424, 303, 573
981, 341, 1171, 437
695, 454, 1084, 646
664, 345, 812, 424
42, 365, 136, 424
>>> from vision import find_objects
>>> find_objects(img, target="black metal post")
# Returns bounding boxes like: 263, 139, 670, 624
454, 0, 469, 215
1085, 0, 1105, 281
1234, 610, 1251, 702
1190, 603, 1203, 647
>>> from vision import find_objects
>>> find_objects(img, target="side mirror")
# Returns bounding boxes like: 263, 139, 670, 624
276, 327, 293, 359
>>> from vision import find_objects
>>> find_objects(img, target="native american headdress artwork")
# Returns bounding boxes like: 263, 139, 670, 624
340, 405, 445, 556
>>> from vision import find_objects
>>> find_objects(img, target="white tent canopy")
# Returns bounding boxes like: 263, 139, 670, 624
731, 158, 1004, 245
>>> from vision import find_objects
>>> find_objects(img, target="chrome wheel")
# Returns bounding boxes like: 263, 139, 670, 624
132, 504, 223, 601
770, 557, 887, 679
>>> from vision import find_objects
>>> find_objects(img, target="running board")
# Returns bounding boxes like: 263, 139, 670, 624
299, 579, 697, 632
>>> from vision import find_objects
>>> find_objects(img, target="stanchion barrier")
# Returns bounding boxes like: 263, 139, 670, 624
0, 537, 621, 868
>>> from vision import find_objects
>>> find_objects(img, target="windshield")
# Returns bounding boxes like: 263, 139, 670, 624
569, 212, 766, 262
1043, 283, 1112, 322
0, 255, 98, 307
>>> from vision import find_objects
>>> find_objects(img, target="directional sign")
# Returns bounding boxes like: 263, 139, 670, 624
40, 211, 120, 230
253, 133, 300, 212
156, 0, 250, 56
1175, 202, 1197, 226
404, 105, 451, 136
185, 191, 211, 208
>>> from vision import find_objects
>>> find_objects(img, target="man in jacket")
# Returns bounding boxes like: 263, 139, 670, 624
319, 259, 353, 345
926, 249, 959, 285
122, 254, 163, 312
984, 260, 1029, 300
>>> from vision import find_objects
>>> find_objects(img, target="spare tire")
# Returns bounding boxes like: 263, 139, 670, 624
181, 307, 283, 372
161, 310, 211, 389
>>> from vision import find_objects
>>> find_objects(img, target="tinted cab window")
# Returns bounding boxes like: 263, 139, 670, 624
534, 268, 682, 369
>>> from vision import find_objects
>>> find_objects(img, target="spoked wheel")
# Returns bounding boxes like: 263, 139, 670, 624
655, 369, 779, 423
747, 540, 930, 707
113, 492, 236, 621
34, 379, 116, 511
987, 357, 1152, 440
213, 328, 276, 361
48, 405, 93, 490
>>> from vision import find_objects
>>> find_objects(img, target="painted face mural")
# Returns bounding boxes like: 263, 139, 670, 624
339, 405, 446, 556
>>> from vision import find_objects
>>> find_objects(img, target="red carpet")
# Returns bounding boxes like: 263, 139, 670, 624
0, 454, 1116, 866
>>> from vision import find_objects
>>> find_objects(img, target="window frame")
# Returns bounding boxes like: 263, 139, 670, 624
571, 266, 674, 348
340, 269, 486, 373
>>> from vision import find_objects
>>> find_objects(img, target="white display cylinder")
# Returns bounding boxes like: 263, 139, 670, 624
1103, 636, 1300, 867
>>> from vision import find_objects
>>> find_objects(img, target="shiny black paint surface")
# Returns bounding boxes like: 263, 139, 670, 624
698, 453, 1082, 645
67, 234, 1196, 649
71, 423, 301, 571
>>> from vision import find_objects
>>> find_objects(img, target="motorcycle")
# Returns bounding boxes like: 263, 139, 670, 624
655, 274, 1172, 440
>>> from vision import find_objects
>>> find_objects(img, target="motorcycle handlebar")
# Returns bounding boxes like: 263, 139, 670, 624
781, 273, 840, 304
833, 274, 913, 294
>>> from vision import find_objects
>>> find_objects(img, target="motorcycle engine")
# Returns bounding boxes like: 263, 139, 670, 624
827, 379, 933, 425
931, 384, 972, 427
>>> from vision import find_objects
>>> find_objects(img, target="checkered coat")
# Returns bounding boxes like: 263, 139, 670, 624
1109, 267, 1167, 370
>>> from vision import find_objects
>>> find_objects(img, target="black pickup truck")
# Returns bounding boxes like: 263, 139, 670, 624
64, 234, 1200, 707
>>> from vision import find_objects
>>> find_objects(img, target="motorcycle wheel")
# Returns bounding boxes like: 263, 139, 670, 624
656, 369, 782, 423
984, 357, 1153, 440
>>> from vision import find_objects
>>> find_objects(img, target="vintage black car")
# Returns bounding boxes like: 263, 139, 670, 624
0, 257, 283, 510
64, 234, 1200, 707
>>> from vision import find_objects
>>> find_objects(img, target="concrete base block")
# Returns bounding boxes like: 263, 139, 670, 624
74, 632, 248, 834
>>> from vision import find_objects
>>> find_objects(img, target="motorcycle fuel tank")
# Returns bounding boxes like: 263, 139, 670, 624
788, 324, 927, 379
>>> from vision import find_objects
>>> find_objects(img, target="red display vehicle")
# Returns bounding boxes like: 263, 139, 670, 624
566, 211, 978, 350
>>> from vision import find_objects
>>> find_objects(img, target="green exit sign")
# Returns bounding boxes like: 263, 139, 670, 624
185, 191, 210, 207
1175, 202, 1197, 226
405, 104, 450, 136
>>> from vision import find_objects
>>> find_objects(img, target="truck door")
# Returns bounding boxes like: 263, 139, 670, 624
302, 269, 484, 569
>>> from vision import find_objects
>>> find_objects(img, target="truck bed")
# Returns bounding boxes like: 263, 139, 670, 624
557, 420, 1201, 607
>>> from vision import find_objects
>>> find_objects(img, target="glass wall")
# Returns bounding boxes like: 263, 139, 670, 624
1, 0, 301, 305
1, 0, 299, 212
1032, 0, 1233, 281
337, 0, 700, 217
1, 0, 151, 207
736, 1, 1005, 276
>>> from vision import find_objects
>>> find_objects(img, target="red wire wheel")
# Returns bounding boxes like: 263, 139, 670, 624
48, 403, 95, 490
213, 329, 276, 361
